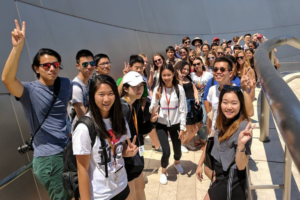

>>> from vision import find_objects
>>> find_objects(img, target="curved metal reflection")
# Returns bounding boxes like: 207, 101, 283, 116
254, 35, 300, 172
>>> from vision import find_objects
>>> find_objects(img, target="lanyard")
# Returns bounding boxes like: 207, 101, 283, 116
164, 86, 173, 116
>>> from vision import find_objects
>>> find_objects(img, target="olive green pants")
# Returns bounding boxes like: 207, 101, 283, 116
33, 154, 71, 200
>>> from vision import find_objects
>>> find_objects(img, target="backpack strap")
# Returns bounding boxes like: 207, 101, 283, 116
74, 116, 108, 178
211, 77, 215, 87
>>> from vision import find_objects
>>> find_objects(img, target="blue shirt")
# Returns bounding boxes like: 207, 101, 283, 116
19, 78, 72, 157
203, 76, 241, 101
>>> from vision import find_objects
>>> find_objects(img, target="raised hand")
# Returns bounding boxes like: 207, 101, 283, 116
155, 87, 162, 100
204, 40, 208, 44
150, 65, 155, 75
238, 122, 255, 147
177, 69, 183, 80
240, 68, 250, 90
12, 20, 26, 48
150, 106, 160, 123
223, 39, 226, 43
175, 44, 179, 51
123, 62, 130, 76
126, 136, 139, 157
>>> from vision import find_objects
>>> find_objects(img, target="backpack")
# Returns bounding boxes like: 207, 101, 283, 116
62, 116, 108, 200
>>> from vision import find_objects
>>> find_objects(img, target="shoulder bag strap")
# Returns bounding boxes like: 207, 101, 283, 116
32, 77, 61, 141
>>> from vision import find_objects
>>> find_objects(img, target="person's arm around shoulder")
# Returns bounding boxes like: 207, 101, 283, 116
2, 20, 26, 98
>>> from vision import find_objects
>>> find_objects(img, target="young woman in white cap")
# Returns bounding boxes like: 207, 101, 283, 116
149, 63, 187, 185
121, 71, 159, 200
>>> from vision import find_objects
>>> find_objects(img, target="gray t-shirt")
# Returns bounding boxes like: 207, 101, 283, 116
211, 120, 252, 171
70, 76, 90, 127
19, 78, 72, 157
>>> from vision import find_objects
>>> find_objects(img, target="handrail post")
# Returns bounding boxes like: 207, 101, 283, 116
282, 146, 292, 200
259, 91, 270, 142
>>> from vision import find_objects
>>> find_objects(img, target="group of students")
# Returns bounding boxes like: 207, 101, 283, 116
2, 20, 261, 200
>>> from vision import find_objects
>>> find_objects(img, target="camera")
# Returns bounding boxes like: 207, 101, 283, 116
18, 137, 34, 155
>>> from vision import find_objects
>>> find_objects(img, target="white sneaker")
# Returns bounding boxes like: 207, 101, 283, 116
160, 173, 168, 185
174, 163, 184, 174
181, 145, 189, 153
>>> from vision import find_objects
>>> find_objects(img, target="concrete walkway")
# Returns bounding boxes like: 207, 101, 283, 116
143, 73, 300, 200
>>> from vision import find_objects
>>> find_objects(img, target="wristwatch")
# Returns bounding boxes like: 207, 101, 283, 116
237, 148, 246, 152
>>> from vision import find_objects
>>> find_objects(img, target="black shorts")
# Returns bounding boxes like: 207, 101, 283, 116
124, 154, 144, 182
111, 185, 130, 200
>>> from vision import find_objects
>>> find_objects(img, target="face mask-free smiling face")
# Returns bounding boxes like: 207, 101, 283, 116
95, 83, 115, 116
213, 61, 232, 84
161, 69, 174, 86
221, 91, 241, 119
181, 64, 190, 77
125, 82, 144, 99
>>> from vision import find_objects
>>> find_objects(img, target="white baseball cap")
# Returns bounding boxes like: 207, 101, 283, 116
123, 71, 145, 86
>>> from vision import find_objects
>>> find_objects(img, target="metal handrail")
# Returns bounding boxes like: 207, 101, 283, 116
0, 162, 32, 190
254, 35, 300, 172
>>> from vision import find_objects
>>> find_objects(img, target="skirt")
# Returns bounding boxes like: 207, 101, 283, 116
186, 98, 203, 125
208, 160, 247, 200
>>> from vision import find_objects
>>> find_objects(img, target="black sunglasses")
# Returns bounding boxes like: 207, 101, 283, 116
236, 56, 244, 60
154, 58, 162, 63
223, 85, 242, 92
213, 67, 228, 73
82, 61, 96, 68
192, 63, 201, 67
217, 52, 224, 55
39, 62, 60, 70
184, 41, 191, 44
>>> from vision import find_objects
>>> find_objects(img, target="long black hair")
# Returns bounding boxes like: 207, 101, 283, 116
158, 63, 180, 99
89, 75, 127, 139
175, 60, 192, 82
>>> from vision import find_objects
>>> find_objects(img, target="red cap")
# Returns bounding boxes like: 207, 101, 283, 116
257, 34, 263, 38
213, 37, 220, 41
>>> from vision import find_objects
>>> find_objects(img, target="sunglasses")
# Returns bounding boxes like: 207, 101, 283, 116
225, 51, 231, 54
192, 63, 201, 67
154, 58, 162, 63
184, 41, 191, 44
98, 62, 111, 67
179, 51, 186, 55
189, 55, 195, 58
82, 61, 96, 68
213, 67, 228, 73
223, 85, 242, 92
217, 52, 224, 55
39, 62, 60, 70
208, 57, 215, 60
236, 56, 244, 60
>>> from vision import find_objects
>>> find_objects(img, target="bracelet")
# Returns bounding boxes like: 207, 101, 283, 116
237, 148, 246, 152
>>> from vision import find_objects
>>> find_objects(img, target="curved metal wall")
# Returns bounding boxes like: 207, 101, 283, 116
1, 0, 300, 199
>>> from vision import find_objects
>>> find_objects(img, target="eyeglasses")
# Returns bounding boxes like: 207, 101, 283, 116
179, 51, 186, 55
236, 56, 244, 60
208, 57, 215, 60
223, 85, 242, 92
154, 59, 162, 63
192, 63, 201, 67
39, 62, 60, 70
184, 41, 191, 44
217, 52, 224, 55
82, 61, 96, 68
98, 62, 111, 67
189, 55, 195, 58
213, 67, 228, 73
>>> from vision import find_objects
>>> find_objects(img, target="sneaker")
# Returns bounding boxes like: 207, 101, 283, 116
181, 145, 189, 153
183, 143, 197, 151
174, 163, 184, 174
168, 135, 171, 142
160, 173, 168, 185
152, 145, 163, 153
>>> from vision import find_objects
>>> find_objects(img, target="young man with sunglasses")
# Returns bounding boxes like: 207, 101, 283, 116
2, 20, 72, 199
182, 36, 193, 52
205, 57, 253, 136
70, 49, 95, 126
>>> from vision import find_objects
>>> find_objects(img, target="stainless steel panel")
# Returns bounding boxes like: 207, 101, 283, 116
18, 0, 41, 6
0, 1, 35, 94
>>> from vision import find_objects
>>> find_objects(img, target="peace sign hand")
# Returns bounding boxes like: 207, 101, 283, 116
123, 62, 130, 76
155, 87, 162, 100
150, 106, 160, 123
240, 68, 250, 90
238, 122, 255, 147
125, 136, 139, 157
204, 40, 208, 44
223, 39, 226, 43
12, 20, 26, 48
177, 69, 183, 80
150, 65, 155, 75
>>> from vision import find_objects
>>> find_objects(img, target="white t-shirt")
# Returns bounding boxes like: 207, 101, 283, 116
149, 85, 187, 130
191, 72, 213, 101
72, 113, 131, 200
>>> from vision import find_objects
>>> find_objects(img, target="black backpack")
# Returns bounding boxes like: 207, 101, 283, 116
62, 116, 108, 200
